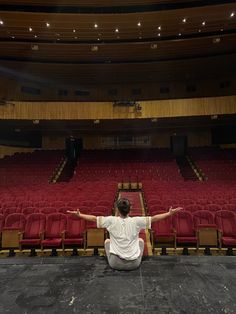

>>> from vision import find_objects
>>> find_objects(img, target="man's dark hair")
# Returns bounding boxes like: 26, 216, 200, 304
116, 198, 130, 217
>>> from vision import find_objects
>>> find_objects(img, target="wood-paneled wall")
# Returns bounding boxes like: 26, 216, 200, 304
1, 95, 236, 120
0, 145, 34, 159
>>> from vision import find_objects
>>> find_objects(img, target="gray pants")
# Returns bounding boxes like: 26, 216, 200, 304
104, 239, 144, 271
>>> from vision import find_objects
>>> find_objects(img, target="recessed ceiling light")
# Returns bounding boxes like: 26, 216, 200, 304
198, 29, 202, 32
29, 27, 33, 32
137, 22, 141, 27
46, 22, 50, 27
178, 33, 182, 36
230, 12, 235, 17
158, 26, 161, 30
57, 38, 60, 41
97, 38, 100, 41
11, 36, 15, 39
157, 33, 161, 37
115, 28, 119, 33
34, 35, 37, 38
73, 29, 76, 33
202, 21, 206, 26
94, 23, 98, 28
74, 36, 78, 39
220, 28, 224, 32
182, 18, 187, 23
0, 20, 4, 25
139, 36, 142, 39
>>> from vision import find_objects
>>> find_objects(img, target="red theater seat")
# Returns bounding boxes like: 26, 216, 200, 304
41, 213, 67, 249
173, 211, 197, 248
151, 211, 176, 252
63, 216, 86, 250
19, 213, 46, 250
215, 210, 236, 251
4, 213, 26, 230
193, 210, 216, 228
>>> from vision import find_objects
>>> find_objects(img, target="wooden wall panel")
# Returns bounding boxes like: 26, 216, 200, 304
0, 145, 34, 159
42, 134, 65, 149
1, 95, 236, 120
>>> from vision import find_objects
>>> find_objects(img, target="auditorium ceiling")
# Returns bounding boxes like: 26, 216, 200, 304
0, 1, 235, 85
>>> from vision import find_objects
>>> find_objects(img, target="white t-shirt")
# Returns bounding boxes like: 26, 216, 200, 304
97, 216, 151, 260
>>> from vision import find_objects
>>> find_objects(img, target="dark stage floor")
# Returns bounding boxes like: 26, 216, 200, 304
0, 256, 236, 314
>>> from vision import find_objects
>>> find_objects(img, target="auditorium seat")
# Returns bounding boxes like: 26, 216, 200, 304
40, 207, 57, 215
63, 215, 86, 252
215, 210, 236, 254
173, 211, 197, 254
193, 210, 216, 228
151, 211, 176, 254
22, 207, 38, 217
4, 213, 26, 230
19, 213, 46, 253
41, 213, 67, 253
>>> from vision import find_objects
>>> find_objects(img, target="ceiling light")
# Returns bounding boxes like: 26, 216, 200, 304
151, 118, 158, 122
139, 36, 142, 39
73, 29, 76, 32
57, 38, 60, 41
157, 33, 161, 37
198, 29, 202, 33
33, 119, 40, 124
34, 35, 37, 38
178, 33, 182, 36
115, 28, 119, 33
97, 38, 100, 41
211, 115, 218, 120
182, 18, 187, 23
11, 36, 15, 39
74, 36, 78, 39
137, 22, 141, 27
29, 27, 32, 32
158, 26, 161, 30
94, 23, 98, 28
230, 12, 235, 18
94, 119, 100, 124
202, 21, 206, 26
46, 22, 50, 27
0, 20, 4, 25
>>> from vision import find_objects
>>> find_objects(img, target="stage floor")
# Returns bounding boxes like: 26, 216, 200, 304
1, 256, 236, 314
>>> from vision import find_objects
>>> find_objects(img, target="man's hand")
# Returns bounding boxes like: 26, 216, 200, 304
67, 209, 81, 217
168, 207, 183, 216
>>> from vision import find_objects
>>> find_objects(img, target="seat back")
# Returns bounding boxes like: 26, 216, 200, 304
4, 213, 26, 230
45, 213, 67, 238
152, 211, 173, 236
193, 210, 215, 228
66, 216, 86, 238
215, 210, 236, 236
172, 211, 195, 236
24, 213, 46, 239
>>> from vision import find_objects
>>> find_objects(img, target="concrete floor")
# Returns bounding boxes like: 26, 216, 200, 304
0, 256, 236, 314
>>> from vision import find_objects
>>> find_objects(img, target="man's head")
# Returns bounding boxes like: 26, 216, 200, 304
116, 198, 130, 217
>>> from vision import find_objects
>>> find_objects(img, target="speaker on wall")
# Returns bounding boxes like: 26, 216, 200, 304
170, 135, 187, 157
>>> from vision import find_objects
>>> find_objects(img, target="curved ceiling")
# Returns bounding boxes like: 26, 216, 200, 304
0, 1, 235, 85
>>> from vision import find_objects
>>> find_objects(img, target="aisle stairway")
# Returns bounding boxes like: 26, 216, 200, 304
119, 191, 153, 256
176, 156, 199, 181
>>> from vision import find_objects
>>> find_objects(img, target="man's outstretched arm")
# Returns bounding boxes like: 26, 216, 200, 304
67, 209, 97, 222
151, 207, 182, 223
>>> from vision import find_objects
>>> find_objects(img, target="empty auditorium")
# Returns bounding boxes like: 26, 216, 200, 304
0, 0, 236, 313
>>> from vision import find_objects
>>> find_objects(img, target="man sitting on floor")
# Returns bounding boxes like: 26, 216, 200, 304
67, 198, 182, 270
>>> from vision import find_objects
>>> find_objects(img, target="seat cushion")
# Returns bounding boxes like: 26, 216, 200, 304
20, 239, 41, 246
177, 236, 197, 244
41, 238, 62, 247
64, 238, 83, 245
222, 237, 236, 246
